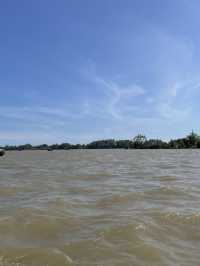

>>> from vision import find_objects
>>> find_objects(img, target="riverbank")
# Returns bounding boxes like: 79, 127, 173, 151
2, 132, 200, 150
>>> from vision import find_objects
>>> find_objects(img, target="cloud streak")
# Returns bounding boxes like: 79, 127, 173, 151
83, 69, 146, 120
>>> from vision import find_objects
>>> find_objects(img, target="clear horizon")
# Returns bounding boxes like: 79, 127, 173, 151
1, 0, 200, 145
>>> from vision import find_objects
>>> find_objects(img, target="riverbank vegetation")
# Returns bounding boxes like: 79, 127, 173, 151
2, 132, 200, 151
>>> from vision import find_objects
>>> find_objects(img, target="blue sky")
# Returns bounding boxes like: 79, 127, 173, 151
1, 0, 200, 144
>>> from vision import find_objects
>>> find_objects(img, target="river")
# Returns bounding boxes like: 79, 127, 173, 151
0, 149, 200, 265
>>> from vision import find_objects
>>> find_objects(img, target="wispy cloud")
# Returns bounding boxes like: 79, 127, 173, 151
156, 82, 189, 120
96, 77, 145, 119
155, 79, 200, 120
82, 68, 146, 120
0, 106, 83, 120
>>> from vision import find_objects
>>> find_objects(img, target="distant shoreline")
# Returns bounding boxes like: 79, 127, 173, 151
4, 148, 200, 151
1, 132, 200, 150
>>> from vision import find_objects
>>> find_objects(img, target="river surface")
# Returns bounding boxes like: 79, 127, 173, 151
0, 149, 200, 266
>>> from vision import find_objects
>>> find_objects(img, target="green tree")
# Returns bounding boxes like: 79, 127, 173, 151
133, 134, 147, 148
186, 131, 200, 148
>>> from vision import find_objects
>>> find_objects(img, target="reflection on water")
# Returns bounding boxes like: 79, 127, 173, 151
0, 149, 200, 265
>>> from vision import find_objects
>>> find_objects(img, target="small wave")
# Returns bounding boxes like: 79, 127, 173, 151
144, 186, 190, 200
154, 211, 200, 225
0, 248, 73, 266
0, 209, 81, 244
0, 187, 20, 197
62, 223, 163, 265
96, 193, 141, 208
100, 224, 163, 263
152, 175, 178, 182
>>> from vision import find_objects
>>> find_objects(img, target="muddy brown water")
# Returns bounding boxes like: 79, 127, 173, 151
0, 149, 200, 265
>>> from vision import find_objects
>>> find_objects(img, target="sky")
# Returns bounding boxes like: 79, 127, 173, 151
1, 0, 200, 145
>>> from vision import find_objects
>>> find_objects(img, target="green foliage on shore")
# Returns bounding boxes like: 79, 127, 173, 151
2, 132, 200, 151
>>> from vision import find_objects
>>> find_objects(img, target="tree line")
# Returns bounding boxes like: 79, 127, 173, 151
2, 132, 200, 151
